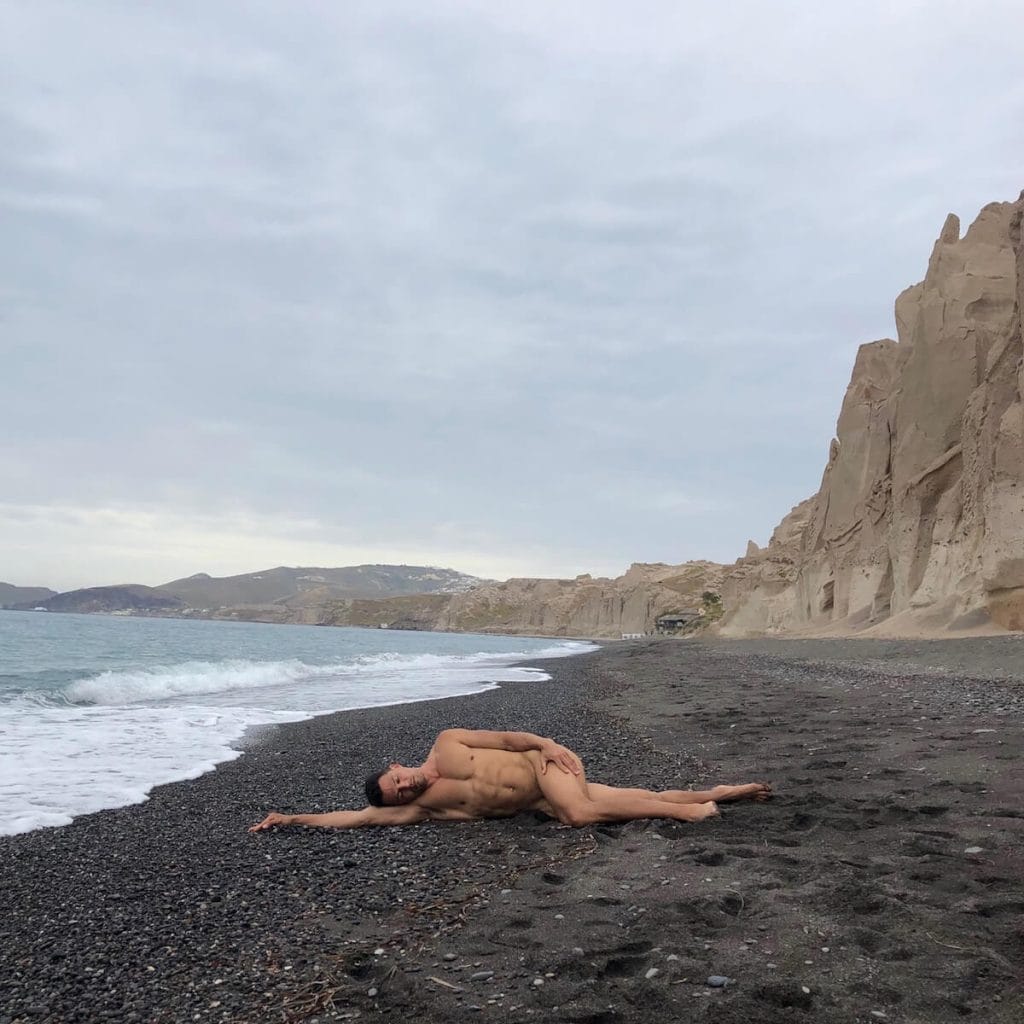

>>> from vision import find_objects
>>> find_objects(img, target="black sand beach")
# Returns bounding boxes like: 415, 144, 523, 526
3, 637, 1023, 1023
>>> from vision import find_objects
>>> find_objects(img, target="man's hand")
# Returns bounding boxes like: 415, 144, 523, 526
538, 739, 582, 775
249, 811, 294, 832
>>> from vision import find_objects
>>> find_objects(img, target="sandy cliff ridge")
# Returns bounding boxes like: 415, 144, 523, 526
720, 193, 1024, 637
437, 561, 726, 637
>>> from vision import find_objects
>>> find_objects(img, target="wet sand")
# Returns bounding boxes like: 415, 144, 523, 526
2, 637, 1022, 1023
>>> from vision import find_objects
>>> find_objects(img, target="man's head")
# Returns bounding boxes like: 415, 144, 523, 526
365, 763, 429, 806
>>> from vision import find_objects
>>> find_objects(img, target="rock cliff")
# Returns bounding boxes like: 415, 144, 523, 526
720, 193, 1024, 635
436, 561, 726, 637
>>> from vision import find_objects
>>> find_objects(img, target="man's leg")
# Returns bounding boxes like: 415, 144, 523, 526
588, 783, 772, 805
534, 759, 719, 826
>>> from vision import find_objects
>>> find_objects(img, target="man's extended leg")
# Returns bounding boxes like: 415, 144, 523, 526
534, 758, 719, 826
588, 783, 772, 805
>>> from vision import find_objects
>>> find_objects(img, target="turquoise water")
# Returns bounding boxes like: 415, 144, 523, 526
0, 611, 593, 835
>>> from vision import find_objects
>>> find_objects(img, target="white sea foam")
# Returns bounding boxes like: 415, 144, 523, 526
2, 638, 595, 836
0, 702, 297, 835
61, 643, 594, 709
64, 658, 355, 705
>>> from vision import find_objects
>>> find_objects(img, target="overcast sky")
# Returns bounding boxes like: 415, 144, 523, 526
2, 1, 1023, 591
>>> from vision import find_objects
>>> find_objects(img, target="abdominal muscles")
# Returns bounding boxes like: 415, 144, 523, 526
471, 750, 543, 813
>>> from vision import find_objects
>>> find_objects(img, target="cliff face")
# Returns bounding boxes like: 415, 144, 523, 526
224, 562, 726, 637
436, 561, 726, 637
211, 593, 453, 630
721, 194, 1024, 636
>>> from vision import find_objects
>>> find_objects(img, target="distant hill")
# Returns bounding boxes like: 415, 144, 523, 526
156, 564, 489, 610
20, 585, 184, 615
0, 583, 57, 608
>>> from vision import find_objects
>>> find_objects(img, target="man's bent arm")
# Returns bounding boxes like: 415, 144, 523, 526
440, 728, 549, 752
438, 729, 581, 774
250, 806, 428, 831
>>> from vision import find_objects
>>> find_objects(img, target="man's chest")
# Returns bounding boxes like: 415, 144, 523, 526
430, 742, 476, 779
417, 777, 477, 814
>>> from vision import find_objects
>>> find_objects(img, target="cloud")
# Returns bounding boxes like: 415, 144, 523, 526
2, 2, 1023, 590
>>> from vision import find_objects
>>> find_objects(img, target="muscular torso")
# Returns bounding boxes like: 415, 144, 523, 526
415, 741, 545, 821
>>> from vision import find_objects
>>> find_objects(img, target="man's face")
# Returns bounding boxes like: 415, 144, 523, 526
378, 763, 428, 805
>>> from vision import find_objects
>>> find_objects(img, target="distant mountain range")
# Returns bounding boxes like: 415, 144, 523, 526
157, 564, 487, 608
3, 564, 491, 614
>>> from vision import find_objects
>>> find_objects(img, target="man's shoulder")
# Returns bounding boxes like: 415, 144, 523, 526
431, 728, 470, 751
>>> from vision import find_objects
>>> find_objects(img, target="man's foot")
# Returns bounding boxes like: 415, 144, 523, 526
677, 801, 719, 822
710, 783, 772, 803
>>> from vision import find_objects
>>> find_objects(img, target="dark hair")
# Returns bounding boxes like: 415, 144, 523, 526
364, 768, 388, 807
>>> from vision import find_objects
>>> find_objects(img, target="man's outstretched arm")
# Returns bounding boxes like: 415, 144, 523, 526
249, 805, 428, 832
437, 729, 581, 774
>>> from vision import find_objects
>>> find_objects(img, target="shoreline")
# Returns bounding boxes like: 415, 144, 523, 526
2, 640, 1022, 1022
1, 624, 596, 838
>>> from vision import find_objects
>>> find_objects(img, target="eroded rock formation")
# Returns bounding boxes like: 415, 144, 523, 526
720, 193, 1024, 635
437, 561, 727, 637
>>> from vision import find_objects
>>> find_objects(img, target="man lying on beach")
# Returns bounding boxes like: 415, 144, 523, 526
249, 728, 770, 832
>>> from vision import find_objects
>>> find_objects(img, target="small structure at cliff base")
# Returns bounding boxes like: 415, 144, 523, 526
656, 611, 701, 634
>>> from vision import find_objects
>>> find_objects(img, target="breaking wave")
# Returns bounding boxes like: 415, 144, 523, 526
62, 642, 595, 706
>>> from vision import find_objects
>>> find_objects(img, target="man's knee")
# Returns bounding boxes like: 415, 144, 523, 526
556, 802, 598, 828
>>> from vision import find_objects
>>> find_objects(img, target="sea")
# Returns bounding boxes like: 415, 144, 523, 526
0, 610, 594, 837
